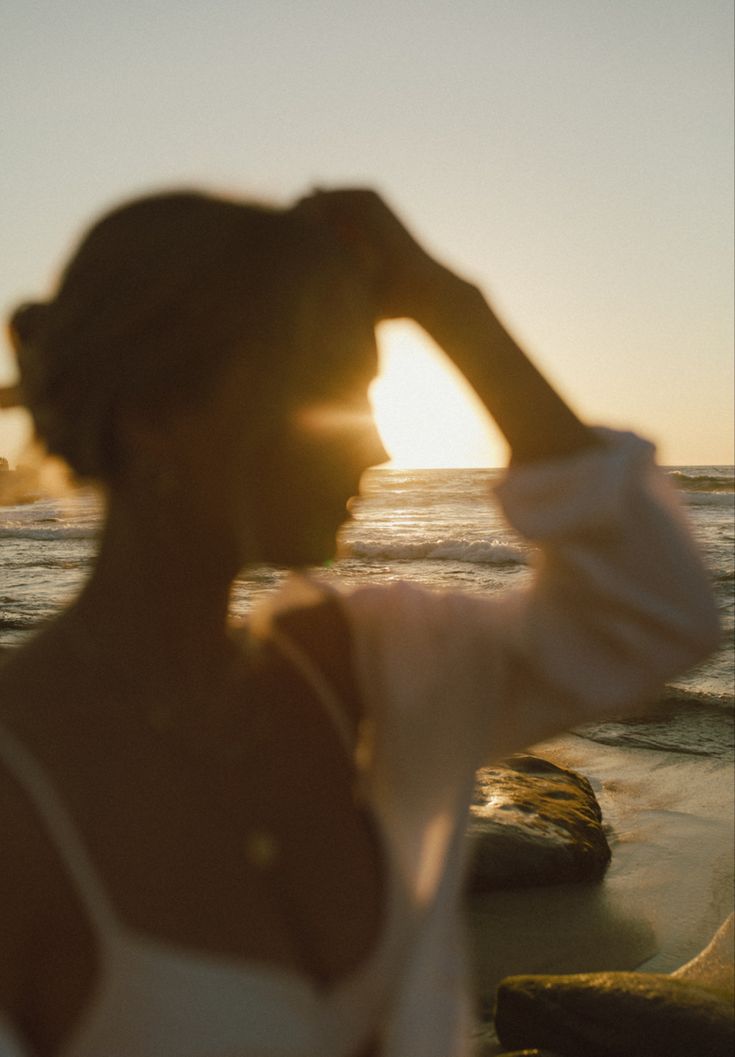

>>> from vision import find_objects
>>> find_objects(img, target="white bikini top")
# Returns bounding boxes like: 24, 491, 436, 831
0, 626, 407, 1057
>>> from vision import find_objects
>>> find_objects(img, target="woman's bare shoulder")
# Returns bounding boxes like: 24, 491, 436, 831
0, 715, 95, 1047
0, 629, 81, 887
0, 668, 63, 1021
0, 626, 97, 1018
0, 623, 76, 722
0, 628, 70, 837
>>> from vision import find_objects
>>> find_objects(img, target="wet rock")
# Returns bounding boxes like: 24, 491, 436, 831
494, 970, 734, 1057
0, 464, 40, 506
672, 913, 734, 997
493, 1051, 566, 1056
467, 754, 610, 891
496, 1052, 565, 1057
471, 1019, 566, 1056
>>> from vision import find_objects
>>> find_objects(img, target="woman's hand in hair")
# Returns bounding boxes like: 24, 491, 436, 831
297, 187, 596, 463
294, 188, 465, 323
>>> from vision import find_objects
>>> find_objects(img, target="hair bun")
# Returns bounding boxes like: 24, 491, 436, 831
8, 301, 49, 352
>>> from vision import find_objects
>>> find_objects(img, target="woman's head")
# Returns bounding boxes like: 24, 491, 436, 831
10, 192, 371, 475
7, 190, 386, 564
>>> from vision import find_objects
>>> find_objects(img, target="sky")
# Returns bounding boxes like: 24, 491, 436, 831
1, 0, 733, 467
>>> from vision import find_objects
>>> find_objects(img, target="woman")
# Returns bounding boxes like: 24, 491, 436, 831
0, 188, 719, 1056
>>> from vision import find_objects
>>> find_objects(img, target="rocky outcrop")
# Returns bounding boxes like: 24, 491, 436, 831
672, 913, 734, 997
493, 970, 734, 1057
497, 1051, 565, 1056
467, 754, 610, 891
0, 465, 40, 505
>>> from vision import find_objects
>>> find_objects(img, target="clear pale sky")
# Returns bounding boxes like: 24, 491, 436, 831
2, 0, 733, 467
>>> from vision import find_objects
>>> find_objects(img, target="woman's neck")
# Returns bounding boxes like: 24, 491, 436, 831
67, 495, 241, 700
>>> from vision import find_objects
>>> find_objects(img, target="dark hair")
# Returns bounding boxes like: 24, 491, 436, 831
8, 191, 347, 480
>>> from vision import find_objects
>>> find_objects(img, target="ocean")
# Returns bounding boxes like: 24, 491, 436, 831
1, 463, 734, 999
2, 464, 732, 760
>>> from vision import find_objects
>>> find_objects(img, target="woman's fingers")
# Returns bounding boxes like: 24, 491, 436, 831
294, 187, 442, 318
293, 190, 387, 308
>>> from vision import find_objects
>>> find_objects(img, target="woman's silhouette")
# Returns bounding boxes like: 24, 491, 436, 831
0, 188, 719, 1056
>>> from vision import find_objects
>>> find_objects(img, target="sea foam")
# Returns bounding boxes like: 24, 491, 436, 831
345, 537, 526, 564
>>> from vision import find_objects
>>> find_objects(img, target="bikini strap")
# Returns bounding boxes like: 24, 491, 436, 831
268, 623, 357, 756
0, 721, 117, 936
268, 595, 363, 759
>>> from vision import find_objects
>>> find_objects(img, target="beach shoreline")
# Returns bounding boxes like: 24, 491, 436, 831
467, 733, 734, 1053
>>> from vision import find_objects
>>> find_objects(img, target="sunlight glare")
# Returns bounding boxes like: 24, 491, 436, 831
370, 321, 505, 468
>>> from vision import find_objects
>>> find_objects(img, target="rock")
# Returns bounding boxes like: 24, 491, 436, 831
0, 465, 41, 506
467, 754, 611, 891
493, 970, 734, 1057
497, 1052, 566, 1056
497, 1048, 566, 1057
672, 913, 734, 998
471, 1019, 566, 1056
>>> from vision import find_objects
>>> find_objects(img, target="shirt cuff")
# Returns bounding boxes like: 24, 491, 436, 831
493, 428, 657, 541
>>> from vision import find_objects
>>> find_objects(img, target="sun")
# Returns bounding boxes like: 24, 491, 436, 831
370, 320, 505, 469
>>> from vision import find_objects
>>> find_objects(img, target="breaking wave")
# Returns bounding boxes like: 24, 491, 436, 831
575, 687, 734, 760
345, 538, 527, 564
0, 524, 99, 541
669, 471, 734, 493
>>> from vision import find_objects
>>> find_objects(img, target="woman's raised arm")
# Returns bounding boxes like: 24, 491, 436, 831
297, 188, 597, 464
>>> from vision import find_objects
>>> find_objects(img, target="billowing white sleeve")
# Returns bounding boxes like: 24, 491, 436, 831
343, 430, 721, 771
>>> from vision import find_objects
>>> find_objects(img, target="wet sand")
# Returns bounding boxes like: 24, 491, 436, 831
466, 733, 734, 1053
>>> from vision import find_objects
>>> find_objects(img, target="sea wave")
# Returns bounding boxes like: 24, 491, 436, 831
345, 538, 527, 564
668, 471, 734, 493
0, 614, 43, 632
659, 687, 735, 712
0, 525, 99, 541
575, 688, 734, 760
10, 556, 92, 570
